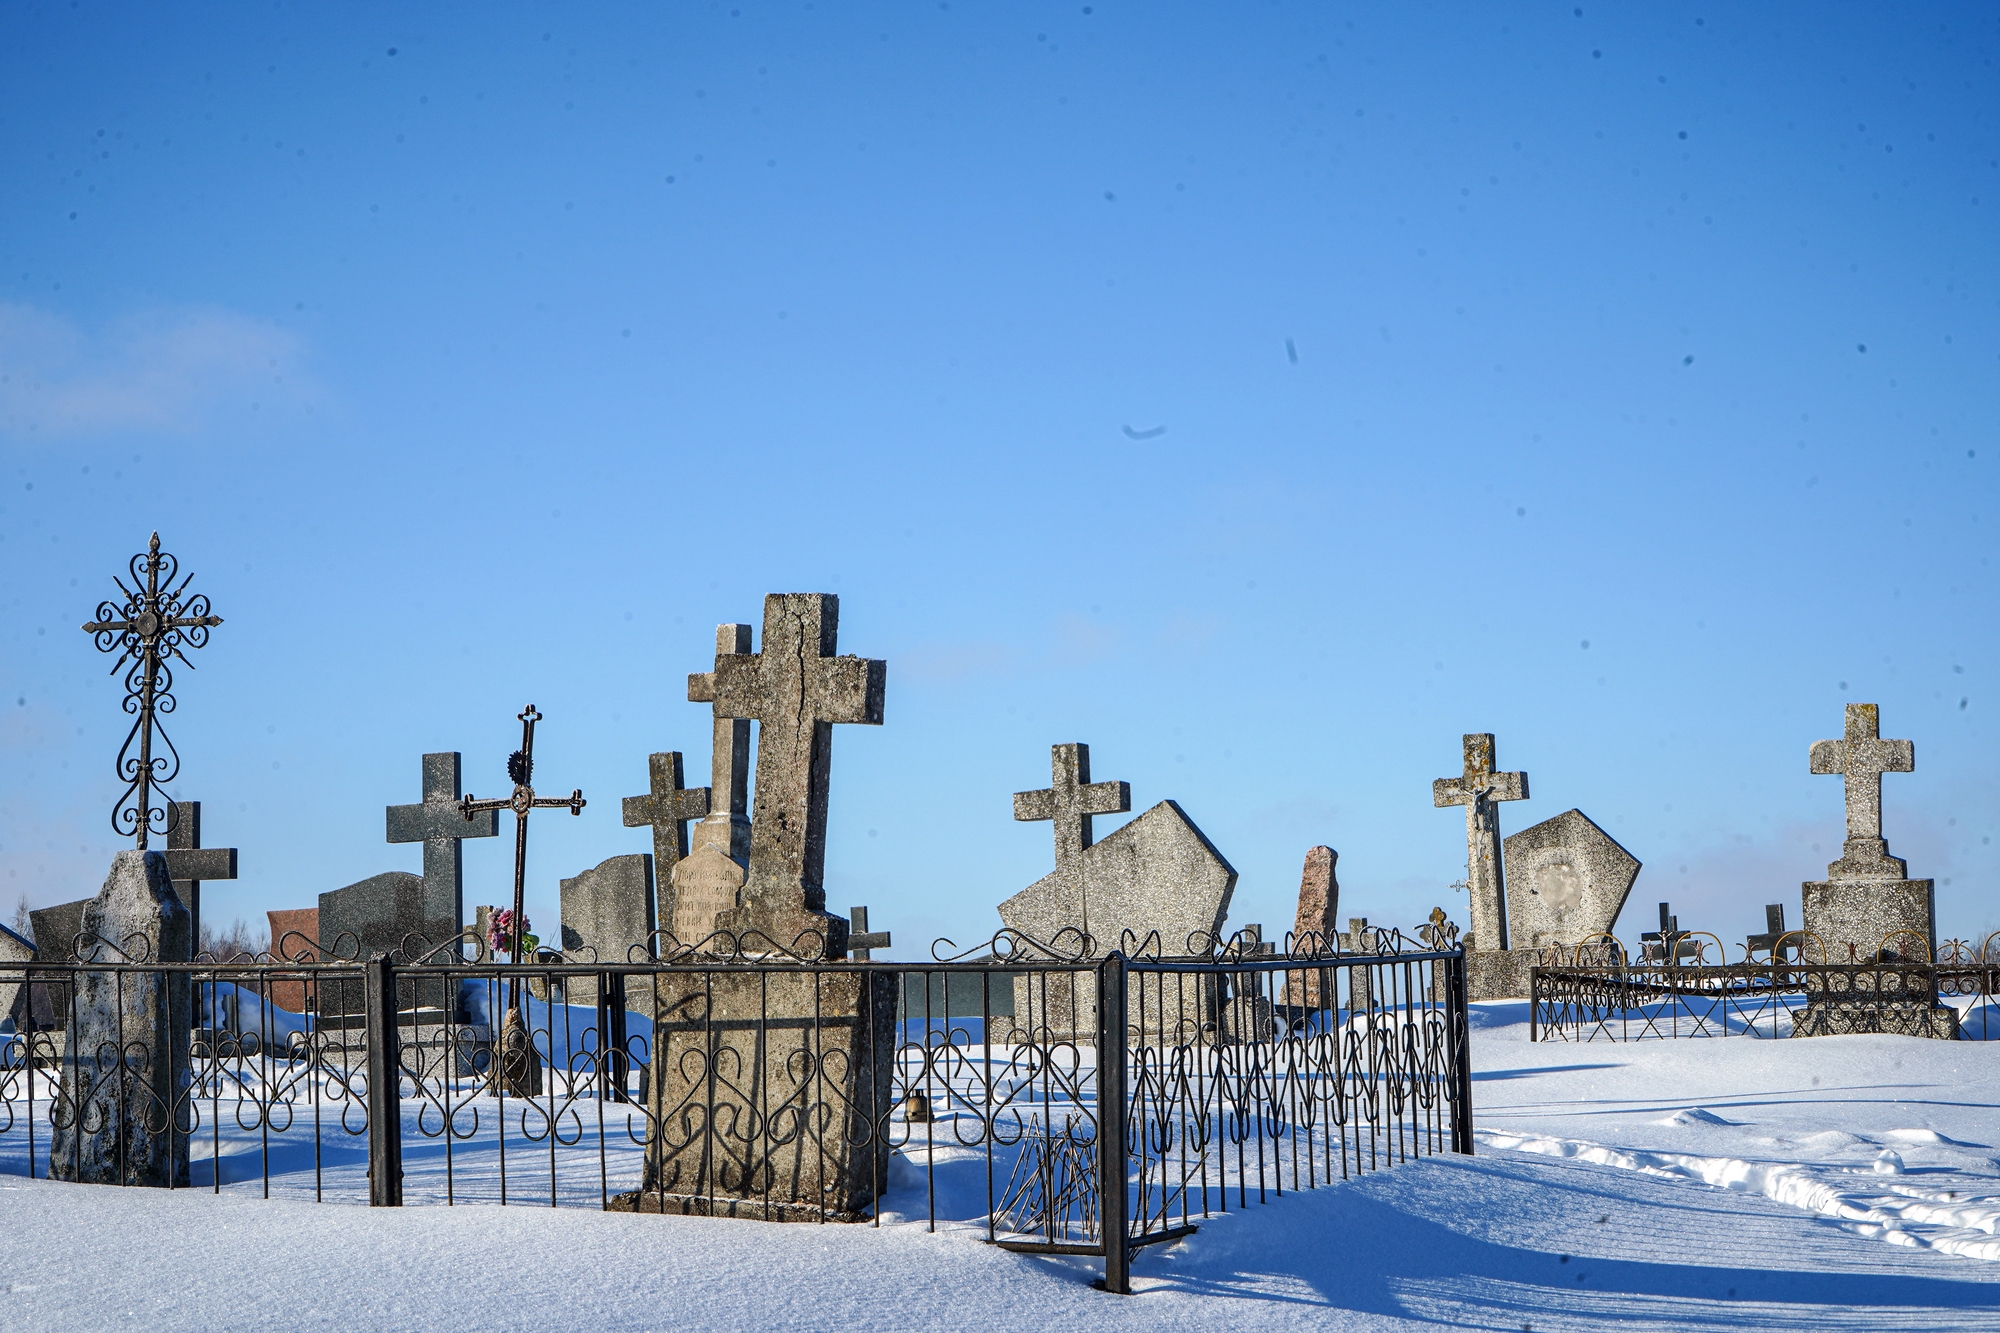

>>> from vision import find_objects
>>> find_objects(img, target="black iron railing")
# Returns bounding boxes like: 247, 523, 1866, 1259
0, 928, 1471, 1294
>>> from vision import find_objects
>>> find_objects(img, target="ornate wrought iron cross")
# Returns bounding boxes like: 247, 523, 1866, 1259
80, 533, 224, 849
460, 705, 584, 975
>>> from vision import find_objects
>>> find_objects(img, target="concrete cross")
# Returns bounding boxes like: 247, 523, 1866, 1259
708, 594, 885, 952
1809, 703, 1913, 879
1432, 733, 1528, 952
1014, 743, 1131, 869
685, 623, 755, 862
386, 753, 499, 936
622, 751, 710, 883
163, 800, 236, 953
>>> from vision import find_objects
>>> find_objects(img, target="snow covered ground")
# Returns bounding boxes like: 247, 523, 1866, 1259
3, 1000, 1997, 1331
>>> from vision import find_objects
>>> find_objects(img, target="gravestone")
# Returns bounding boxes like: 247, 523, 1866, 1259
264, 907, 321, 1013
1432, 734, 1529, 1001
1502, 809, 1640, 951
1639, 902, 1698, 964
1748, 904, 1796, 960
319, 871, 440, 962
998, 743, 1237, 1042
163, 801, 237, 954
560, 853, 656, 1011
386, 752, 498, 954
671, 624, 756, 946
50, 850, 193, 1187
26, 899, 88, 1032
1284, 846, 1338, 1008
617, 594, 897, 1223
1796, 703, 1952, 1037
847, 906, 890, 961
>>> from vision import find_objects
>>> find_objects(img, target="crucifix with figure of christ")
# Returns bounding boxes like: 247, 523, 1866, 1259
80, 533, 224, 849
1432, 733, 1528, 952
461, 705, 584, 1007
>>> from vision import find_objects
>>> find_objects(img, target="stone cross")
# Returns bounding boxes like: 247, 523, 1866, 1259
687, 623, 755, 862
1432, 733, 1528, 952
1809, 703, 1914, 879
622, 751, 710, 915
386, 753, 498, 941
1014, 743, 1132, 872
1747, 903, 1795, 959
163, 800, 236, 953
847, 906, 890, 961
708, 595, 884, 954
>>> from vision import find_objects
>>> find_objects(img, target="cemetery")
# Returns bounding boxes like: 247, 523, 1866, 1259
3, 532, 1998, 1329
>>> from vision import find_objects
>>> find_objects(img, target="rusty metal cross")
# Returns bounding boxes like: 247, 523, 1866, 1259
460, 705, 585, 981
80, 532, 224, 849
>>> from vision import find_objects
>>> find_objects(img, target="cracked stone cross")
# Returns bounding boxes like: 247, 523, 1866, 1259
1432, 733, 1528, 952
1809, 702, 1914, 880
707, 594, 884, 957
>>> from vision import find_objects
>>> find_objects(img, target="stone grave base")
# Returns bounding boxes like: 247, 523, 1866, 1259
310, 1014, 491, 1080
1800, 879, 1935, 962
637, 966, 897, 1221
1794, 1000, 1959, 1040
1465, 948, 1535, 1001
605, 1189, 874, 1224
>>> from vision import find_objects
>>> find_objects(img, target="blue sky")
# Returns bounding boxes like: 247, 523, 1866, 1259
2, 2, 1995, 957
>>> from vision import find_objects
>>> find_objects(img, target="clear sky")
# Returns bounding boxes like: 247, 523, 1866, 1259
2, 2, 1995, 958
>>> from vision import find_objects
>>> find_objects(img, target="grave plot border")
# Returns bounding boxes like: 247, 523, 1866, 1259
1529, 931, 2000, 1042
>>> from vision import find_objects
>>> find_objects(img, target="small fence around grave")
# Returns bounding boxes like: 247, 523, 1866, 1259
1529, 932, 2000, 1043
0, 926, 1471, 1293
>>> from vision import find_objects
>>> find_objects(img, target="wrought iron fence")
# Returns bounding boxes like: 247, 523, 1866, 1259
0, 927, 1471, 1294
1528, 931, 2000, 1042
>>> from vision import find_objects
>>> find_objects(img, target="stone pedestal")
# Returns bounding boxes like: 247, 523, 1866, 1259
1800, 878, 1935, 963
50, 851, 193, 1187
1465, 947, 1535, 1001
612, 966, 897, 1221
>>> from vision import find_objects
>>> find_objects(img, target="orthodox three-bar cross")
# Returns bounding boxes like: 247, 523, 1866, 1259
1432, 733, 1528, 952
460, 706, 584, 986
80, 533, 224, 849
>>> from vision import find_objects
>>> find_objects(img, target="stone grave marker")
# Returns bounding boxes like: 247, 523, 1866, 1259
26, 899, 88, 1032
50, 850, 193, 1187
1502, 809, 1640, 951
561, 853, 656, 1011
264, 907, 321, 1013
1639, 902, 1697, 963
672, 624, 756, 946
1747, 903, 1795, 960
617, 594, 896, 1223
386, 752, 497, 957
1797, 703, 1952, 1036
998, 742, 1237, 1043
0, 921, 31, 1033
163, 801, 237, 954
1433, 734, 1534, 1001
1284, 846, 1338, 1008
847, 906, 890, 961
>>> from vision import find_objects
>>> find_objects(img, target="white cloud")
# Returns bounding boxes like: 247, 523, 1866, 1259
0, 302, 317, 440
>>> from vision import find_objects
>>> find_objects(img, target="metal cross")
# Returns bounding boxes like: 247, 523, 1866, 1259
80, 533, 224, 849
847, 906, 891, 961
460, 705, 585, 981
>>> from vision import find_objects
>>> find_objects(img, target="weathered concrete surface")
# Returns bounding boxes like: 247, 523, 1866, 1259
708, 595, 884, 957
1502, 809, 1641, 950
614, 967, 898, 1221
0, 922, 31, 1032
670, 844, 748, 945
667, 624, 757, 947
385, 752, 497, 936
1432, 733, 1528, 954
1466, 948, 1537, 1002
50, 850, 193, 1187
561, 853, 656, 1011
28, 899, 89, 965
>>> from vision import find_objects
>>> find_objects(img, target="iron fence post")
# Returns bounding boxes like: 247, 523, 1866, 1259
1096, 951, 1130, 1294
364, 956, 404, 1207
602, 971, 630, 1103
1447, 950, 1474, 1156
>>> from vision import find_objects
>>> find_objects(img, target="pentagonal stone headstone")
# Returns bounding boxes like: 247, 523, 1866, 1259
1501, 809, 1640, 950
50, 850, 193, 1187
